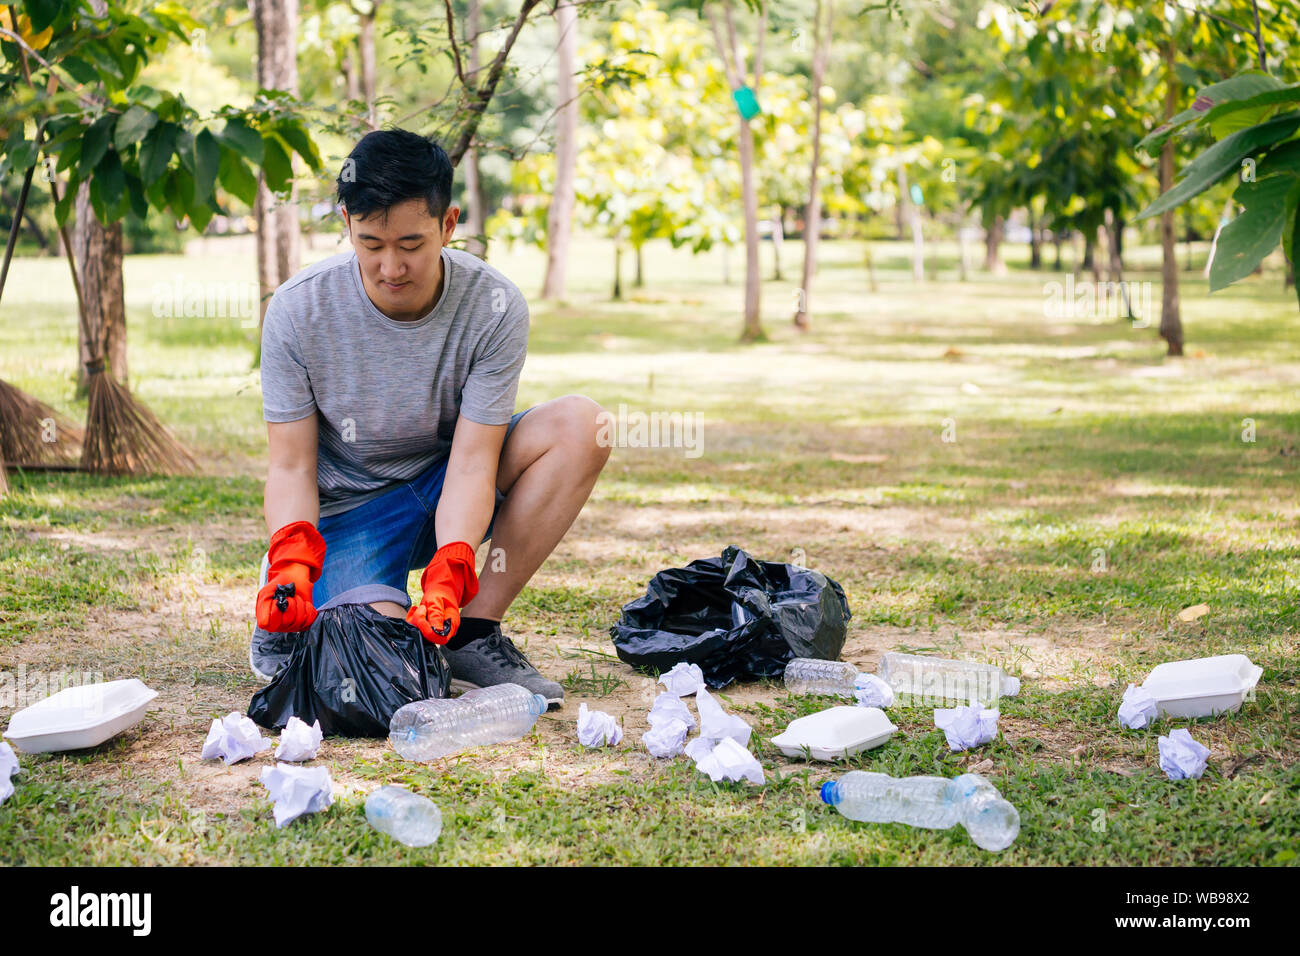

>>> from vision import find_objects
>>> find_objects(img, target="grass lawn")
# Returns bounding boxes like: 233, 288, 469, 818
0, 232, 1296, 865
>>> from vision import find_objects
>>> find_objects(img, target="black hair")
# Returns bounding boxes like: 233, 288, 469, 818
336, 129, 453, 222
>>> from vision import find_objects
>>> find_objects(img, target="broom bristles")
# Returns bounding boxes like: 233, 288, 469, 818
81, 372, 197, 476
0, 377, 84, 467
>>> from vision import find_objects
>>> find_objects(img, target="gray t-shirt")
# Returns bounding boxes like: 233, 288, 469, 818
260, 246, 530, 517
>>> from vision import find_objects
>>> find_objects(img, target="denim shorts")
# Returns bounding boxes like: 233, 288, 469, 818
282, 406, 532, 611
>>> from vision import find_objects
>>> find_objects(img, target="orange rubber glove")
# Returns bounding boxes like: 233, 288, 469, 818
406, 541, 479, 644
256, 520, 327, 633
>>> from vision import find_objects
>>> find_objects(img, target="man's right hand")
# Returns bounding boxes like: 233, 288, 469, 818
256, 520, 327, 632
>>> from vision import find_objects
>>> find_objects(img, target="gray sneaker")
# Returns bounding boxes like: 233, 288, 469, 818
442, 626, 565, 708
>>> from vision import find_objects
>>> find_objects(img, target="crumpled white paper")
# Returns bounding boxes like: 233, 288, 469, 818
648, 692, 697, 731
642, 718, 690, 758
275, 716, 323, 762
259, 763, 334, 827
1118, 683, 1159, 730
577, 703, 623, 747
1158, 728, 1210, 780
695, 688, 752, 747
658, 661, 706, 697
683, 736, 715, 762
692, 737, 765, 785
854, 673, 895, 709
201, 712, 273, 765
934, 705, 999, 751
0, 742, 18, 805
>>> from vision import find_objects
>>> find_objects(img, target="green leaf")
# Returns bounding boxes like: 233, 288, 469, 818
1209, 174, 1293, 291
55, 137, 82, 174
61, 56, 99, 85
1138, 71, 1284, 153
24, 0, 61, 33
124, 171, 148, 220
1281, 179, 1299, 266
6, 137, 38, 173
1291, 185, 1300, 313
217, 148, 258, 206
138, 122, 180, 184
193, 129, 220, 203
113, 105, 158, 153
220, 118, 263, 165
273, 121, 322, 171
1137, 113, 1300, 220
187, 199, 215, 233
78, 115, 115, 178
1205, 85, 1300, 138
261, 135, 292, 194
92, 149, 126, 222
54, 176, 77, 227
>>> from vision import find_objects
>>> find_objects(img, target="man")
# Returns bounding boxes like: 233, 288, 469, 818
251, 129, 610, 708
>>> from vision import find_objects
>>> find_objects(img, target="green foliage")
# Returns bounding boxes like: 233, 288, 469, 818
1137, 72, 1300, 304
0, 0, 322, 237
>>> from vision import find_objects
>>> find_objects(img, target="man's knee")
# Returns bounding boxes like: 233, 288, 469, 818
553, 394, 612, 471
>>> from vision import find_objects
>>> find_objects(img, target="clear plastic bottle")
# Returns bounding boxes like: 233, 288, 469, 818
388, 683, 548, 761
877, 652, 1020, 706
820, 770, 1020, 851
783, 658, 859, 697
365, 785, 442, 847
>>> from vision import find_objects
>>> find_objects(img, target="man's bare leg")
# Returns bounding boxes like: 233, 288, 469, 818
460, 395, 611, 620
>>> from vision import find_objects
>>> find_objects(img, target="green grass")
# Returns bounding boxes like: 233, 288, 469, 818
1, 233, 1297, 865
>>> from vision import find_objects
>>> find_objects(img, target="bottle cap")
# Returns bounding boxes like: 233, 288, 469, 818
819, 781, 837, 805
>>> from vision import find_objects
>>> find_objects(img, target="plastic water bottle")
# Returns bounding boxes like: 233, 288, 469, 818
877, 652, 1020, 705
820, 771, 1020, 851
365, 785, 442, 847
783, 658, 858, 697
389, 683, 548, 761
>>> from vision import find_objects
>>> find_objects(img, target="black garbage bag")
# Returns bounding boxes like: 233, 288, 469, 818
248, 602, 450, 737
609, 545, 851, 688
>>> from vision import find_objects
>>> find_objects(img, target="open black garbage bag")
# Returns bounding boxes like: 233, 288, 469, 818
248, 602, 450, 737
609, 545, 851, 688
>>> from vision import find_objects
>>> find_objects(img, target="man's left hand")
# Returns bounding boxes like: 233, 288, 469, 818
407, 541, 480, 644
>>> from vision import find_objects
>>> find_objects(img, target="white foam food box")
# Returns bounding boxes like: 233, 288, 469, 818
3, 679, 158, 753
1140, 654, 1262, 720
771, 706, 897, 761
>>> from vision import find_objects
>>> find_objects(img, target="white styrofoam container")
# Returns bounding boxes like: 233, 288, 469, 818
1140, 654, 1262, 720
771, 706, 897, 761
3, 679, 158, 754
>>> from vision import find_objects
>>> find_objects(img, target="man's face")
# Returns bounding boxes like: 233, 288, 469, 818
343, 196, 459, 321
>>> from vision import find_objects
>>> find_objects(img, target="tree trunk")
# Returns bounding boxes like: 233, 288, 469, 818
634, 243, 644, 287
956, 215, 969, 281
251, 0, 300, 356
1029, 208, 1042, 269
770, 209, 783, 281
612, 244, 623, 300
794, 0, 829, 330
343, 44, 358, 101
359, 0, 380, 127
461, 0, 487, 258
1101, 209, 1132, 318
541, 0, 578, 297
73, 182, 127, 397
709, 1, 764, 342
1159, 38, 1183, 356
1053, 232, 1063, 271
72, 0, 127, 397
983, 214, 1004, 274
